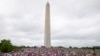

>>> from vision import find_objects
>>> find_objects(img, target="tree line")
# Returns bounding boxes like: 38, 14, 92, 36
0, 39, 25, 53
0, 39, 100, 53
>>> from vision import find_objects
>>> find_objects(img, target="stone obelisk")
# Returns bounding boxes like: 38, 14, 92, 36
44, 2, 51, 48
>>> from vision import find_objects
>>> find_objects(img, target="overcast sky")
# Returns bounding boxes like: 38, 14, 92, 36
0, 0, 100, 47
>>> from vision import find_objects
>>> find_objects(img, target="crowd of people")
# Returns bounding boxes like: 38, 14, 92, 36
0, 47, 100, 56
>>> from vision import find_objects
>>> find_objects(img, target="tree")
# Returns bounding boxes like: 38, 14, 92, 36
69, 46, 72, 49
93, 46, 100, 49
58, 46, 65, 48
73, 47, 78, 49
0, 39, 14, 53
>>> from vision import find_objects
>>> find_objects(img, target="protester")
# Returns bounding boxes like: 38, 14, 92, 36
0, 47, 99, 56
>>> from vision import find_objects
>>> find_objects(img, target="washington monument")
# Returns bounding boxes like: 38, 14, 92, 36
44, 2, 51, 48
